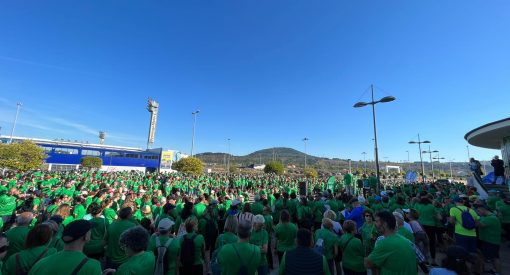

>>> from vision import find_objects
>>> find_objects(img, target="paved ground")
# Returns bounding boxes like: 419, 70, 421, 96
267, 239, 510, 275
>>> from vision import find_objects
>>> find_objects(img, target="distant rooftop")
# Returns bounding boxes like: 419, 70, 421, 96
0, 136, 144, 152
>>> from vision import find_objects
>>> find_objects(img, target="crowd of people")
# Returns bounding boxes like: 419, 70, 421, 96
0, 170, 508, 275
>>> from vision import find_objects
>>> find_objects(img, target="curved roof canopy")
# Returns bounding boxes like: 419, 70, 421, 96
464, 117, 510, 149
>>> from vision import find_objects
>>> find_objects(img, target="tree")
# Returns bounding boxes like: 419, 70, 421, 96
80, 156, 103, 170
171, 157, 204, 175
229, 165, 238, 173
0, 141, 46, 172
304, 167, 318, 178
264, 161, 284, 175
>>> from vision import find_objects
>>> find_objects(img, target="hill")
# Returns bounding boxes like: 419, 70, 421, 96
196, 147, 472, 176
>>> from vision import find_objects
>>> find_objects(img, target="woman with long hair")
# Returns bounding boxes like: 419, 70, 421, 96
55, 204, 73, 226
360, 209, 378, 256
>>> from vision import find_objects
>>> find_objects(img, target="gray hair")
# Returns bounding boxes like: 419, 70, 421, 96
120, 226, 149, 253
224, 215, 238, 234
17, 212, 34, 226
237, 219, 252, 239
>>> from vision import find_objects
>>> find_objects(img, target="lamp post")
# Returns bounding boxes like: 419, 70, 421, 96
448, 158, 455, 180
353, 85, 396, 192
227, 138, 231, 172
433, 155, 445, 178
302, 137, 309, 171
362, 152, 367, 174
422, 146, 438, 179
466, 145, 471, 161
409, 134, 431, 183
191, 110, 200, 157
406, 150, 410, 172
9, 102, 22, 144
348, 159, 352, 174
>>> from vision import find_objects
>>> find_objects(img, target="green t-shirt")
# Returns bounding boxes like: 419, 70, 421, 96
84, 217, 108, 256
367, 234, 417, 275
0, 195, 17, 216
5, 226, 30, 260
179, 233, 205, 265
338, 233, 365, 272
215, 232, 239, 250
397, 227, 415, 243
218, 242, 261, 275
314, 228, 337, 260
449, 205, 479, 237
278, 249, 330, 275
193, 203, 207, 219
360, 223, 378, 256
275, 223, 297, 252
73, 204, 86, 220
479, 215, 502, 245
249, 229, 269, 267
147, 235, 180, 275
414, 203, 436, 226
28, 250, 102, 275
497, 203, 510, 224
3, 246, 57, 275
116, 251, 155, 275
104, 208, 117, 224
105, 219, 137, 264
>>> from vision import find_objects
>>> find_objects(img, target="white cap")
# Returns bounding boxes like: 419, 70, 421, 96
158, 218, 175, 231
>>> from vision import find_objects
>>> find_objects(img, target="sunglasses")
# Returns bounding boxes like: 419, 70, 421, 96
364, 215, 372, 217
0, 245, 9, 253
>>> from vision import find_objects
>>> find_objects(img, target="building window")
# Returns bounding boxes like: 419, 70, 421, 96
54, 147, 78, 154
82, 150, 101, 156
105, 151, 123, 158
125, 153, 140, 158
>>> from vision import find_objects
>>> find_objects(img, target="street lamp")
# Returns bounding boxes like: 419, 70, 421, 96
406, 150, 410, 171
362, 152, 367, 174
9, 102, 22, 144
422, 147, 439, 179
227, 138, 231, 172
302, 137, 309, 171
409, 134, 430, 183
191, 110, 200, 157
347, 159, 352, 174
448, 158, 455, 180
353, 85, 396, 192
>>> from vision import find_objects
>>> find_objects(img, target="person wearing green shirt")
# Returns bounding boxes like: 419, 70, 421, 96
104, 226, 155, 275
414, 196, 438, 264
314, 218, 338, 274
474, 204, 502, 275
3, 223, 57, 275
73, 198, 86, 220
360, 210, 378, 256
275, 210, 297, 264
28, 220, 102, 275
250, 215, 269, 275
366, 211, 417, 275
393, 212, 414, 243
0, 190, 17, 224
449, 198, 479, 254
219, 220, 261, 275
496, 198, 510, 243
215, 216, 239, 250
147, 219, 180, 275
105, 207, 137, 269
5, 212, 33, 261
339, 220, 366, 274
83, 203, 108, 259
179, 216, 206, 275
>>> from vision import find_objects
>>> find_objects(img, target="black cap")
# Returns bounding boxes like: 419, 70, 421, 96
61, 220, 94, 243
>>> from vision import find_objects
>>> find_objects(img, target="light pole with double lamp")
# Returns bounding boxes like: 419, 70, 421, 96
302, 137, 309, 171
422, 147, 438, 180
191, 110, 200, 157
353, 85, 396, 192
409, 134, 430, 183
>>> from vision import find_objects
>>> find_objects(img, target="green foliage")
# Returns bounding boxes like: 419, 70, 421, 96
304, 167, 318, 178
264, 161, 284, 175
228, 165, 238, 173
80, 156, 103, 170
0, 141, 46, 172
172, 157, 204, 175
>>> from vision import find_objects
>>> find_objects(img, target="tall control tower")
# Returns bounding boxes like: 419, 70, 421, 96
147, 98, 159, 149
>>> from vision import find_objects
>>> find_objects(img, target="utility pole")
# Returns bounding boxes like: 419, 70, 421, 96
9, 102, 22, 144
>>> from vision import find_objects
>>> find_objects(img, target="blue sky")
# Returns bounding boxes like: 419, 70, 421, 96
0, 1, 509, 163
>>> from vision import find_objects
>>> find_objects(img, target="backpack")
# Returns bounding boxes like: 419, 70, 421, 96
153, 237, 173, 275
313, 238, 325, 255
455, 207, 476, 230
15, 248, 48, 275
204, 218, 218, 242
180, 234, 197, 267
232, 244, 255, 275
